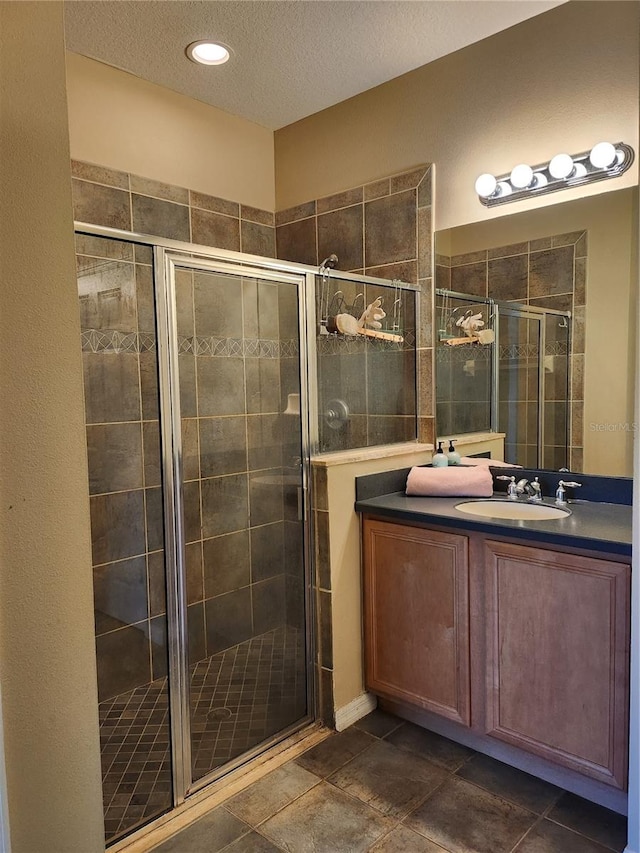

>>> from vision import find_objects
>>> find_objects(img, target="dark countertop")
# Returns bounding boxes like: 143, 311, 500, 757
355, 492, 632, 556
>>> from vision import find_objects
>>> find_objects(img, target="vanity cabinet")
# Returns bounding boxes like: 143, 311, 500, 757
362, 518, 470, 724
361, 516, 630, 790
484, 539, 630, 789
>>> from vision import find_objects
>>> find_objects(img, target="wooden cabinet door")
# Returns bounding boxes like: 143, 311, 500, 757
484, 540, 630, 789
362, 518, 470, 724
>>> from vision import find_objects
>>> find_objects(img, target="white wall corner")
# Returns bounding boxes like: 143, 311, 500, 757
334, 693, 377, 732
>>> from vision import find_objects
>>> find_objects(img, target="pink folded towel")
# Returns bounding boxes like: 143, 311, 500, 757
458, 456, 521, 468
406, 465, 494, 497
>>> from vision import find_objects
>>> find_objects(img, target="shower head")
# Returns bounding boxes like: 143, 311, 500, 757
319, 253, 339, 271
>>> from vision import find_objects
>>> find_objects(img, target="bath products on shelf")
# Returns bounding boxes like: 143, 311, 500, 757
432, 441, 449, 467
447, 440, 461, 465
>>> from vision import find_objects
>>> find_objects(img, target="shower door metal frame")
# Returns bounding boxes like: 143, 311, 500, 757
157, 249, 316, 801
74, 222, 321, 811
496, 302, 571, 469
435, 288, 571, 466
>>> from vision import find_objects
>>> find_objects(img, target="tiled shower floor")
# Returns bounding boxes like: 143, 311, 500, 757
99, 626, 306, 844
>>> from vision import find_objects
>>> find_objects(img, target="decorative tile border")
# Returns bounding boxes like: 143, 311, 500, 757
82, 330, 299, 358
81, 329, 156, 353
499, 341, 569, 359
436, 344, 492, 362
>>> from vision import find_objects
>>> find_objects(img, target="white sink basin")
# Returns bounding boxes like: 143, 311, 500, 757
454, 500, 571, 521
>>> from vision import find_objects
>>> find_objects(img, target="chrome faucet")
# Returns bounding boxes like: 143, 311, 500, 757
516, 477, 543, 502
528, 477, 543, 502
555, 479, 582, 506
497, 475, 543, 502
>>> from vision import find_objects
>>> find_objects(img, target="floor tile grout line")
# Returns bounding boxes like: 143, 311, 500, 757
222, 774, 323, 829
443, 770, 544, 821
506, 813, 545, 853
543, 813, 624, 853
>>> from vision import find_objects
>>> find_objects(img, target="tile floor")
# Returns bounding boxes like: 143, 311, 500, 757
100, 626, 306, 843
150, 709, 628, 853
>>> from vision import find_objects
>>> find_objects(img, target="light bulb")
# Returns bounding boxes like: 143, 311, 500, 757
475, 173, 497, 198
510, 164, 534, 189
186, 41, 230, 65
532, 172, 548, 189
589, 141, 617, 169
548, 153, 575, 180
496, 181, 512, 197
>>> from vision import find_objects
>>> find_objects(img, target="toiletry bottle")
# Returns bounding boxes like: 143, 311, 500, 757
447, 440, 461, 466
432, 441, 449, 467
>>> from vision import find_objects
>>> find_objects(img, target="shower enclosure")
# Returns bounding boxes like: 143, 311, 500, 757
435, 289, 570, 468
76, 225, 419, 844
77, 228, 314, 843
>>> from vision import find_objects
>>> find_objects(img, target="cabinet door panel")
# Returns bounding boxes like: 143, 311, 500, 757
363, 518, 470, 724
484, 540, 629, 789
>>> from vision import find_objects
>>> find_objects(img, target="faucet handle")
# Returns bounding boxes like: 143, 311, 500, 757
556, 479, 581, 506
496, 475, 518, 500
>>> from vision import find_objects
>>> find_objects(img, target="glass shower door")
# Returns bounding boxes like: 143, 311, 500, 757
160, 254, 310, 793
497, 306, 569, 469
76, 233, 173, 844
497, 308, 542, 468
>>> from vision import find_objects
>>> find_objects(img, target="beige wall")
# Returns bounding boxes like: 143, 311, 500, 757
321, 447, 433, 711
274, 2, 639, 230
441, 189, 638, 476
0, 4, 104, 851
66, 52, 276, 212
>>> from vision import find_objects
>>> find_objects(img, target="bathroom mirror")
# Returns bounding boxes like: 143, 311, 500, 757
434, 187, 638, 477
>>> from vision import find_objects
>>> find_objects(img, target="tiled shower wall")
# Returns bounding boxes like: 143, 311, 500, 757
173, 269, 303, 668
77, 233, 168, 702
275, 164, 435, 449
71, 160, 276, 256
436, 232, 586, 471
314, 280, 418, 452
73, 162, 300, 701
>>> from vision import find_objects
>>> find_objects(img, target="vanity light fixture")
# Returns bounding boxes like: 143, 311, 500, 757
186, 40, 231, 65
475, 141, 634, 207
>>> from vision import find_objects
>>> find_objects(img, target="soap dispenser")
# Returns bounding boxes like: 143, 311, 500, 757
432, 441, 449, 467
447, 440, 461, 466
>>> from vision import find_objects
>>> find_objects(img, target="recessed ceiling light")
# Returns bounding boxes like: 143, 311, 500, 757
186, 41, 230, 66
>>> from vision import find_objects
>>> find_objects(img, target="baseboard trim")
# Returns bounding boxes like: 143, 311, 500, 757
334, 693, 377, 732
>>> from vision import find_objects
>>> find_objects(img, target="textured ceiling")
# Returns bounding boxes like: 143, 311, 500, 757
64, 0, 564, 130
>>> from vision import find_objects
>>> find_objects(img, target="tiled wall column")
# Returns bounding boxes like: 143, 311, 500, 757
311, 465, 334, 726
